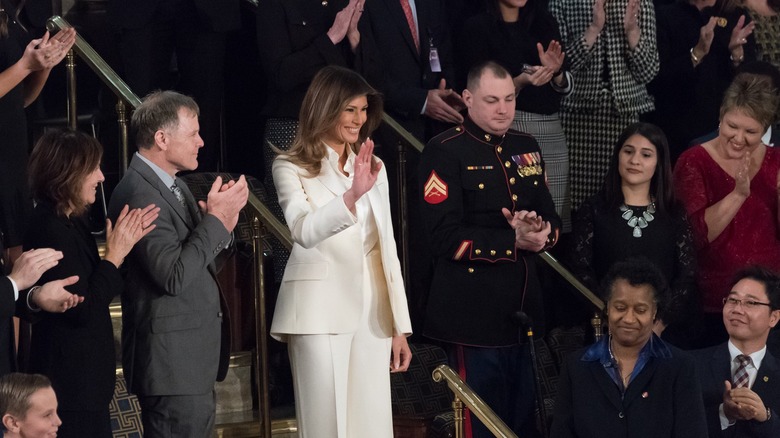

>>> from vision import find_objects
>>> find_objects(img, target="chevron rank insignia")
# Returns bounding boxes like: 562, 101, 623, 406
424, 170, 448, 204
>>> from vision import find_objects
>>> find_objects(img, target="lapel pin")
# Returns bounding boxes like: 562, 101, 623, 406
642, 392, 648, 398
764, 376, 769, 383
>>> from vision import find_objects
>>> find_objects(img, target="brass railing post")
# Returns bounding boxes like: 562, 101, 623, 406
591, 312, 603, 341
116, 100, 129, 173
65, 49, 77, 130
396, 141, 410, 287
251, 217, 272, 438
453, 395, 464, 438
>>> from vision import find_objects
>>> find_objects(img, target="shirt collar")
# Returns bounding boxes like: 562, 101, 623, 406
581, 333, 672, 365
324, 142, 356, 175
136, 152, 176, 188
461, 116, 508, 147
728, 340, 767, 370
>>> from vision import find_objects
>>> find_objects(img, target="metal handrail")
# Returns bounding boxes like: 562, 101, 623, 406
46, 15, 141, 109
432, 364, 518, 438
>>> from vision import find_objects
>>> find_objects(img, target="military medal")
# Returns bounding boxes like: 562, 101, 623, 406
511, 153, 542, 177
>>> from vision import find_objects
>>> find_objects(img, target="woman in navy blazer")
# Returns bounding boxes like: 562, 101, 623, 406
551, 259, 708, 438
271, 66, 412, 438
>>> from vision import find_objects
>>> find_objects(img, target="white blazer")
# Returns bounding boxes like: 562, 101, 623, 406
270, 155, 413, 340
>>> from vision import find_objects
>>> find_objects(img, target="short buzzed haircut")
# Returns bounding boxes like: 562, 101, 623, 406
466, 61, 511, 92
132, 90, 200, 150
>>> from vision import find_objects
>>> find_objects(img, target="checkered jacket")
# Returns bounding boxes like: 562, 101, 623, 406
550, 0, 659, 115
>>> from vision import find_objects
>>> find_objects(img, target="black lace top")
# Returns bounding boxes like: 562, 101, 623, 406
570, 193, 696, 327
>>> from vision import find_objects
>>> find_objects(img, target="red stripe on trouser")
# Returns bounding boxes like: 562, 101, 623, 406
456, 345, 473, 438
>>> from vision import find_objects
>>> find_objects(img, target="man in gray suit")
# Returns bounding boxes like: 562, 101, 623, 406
108, 90, 248, 437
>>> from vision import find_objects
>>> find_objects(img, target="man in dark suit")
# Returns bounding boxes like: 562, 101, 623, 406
694, 266, 780, 437
108, 91, 248, 437
1, 247, 82, 377
108, 0, 240, 171
361, 0, 463, 141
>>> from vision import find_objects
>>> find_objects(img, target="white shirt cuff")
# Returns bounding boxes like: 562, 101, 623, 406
7, 277, 18, 301
720, 403, 736, 430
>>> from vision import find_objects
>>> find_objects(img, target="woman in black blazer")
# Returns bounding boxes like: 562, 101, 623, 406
551, 259, 708, 438
23, 129, 157, 437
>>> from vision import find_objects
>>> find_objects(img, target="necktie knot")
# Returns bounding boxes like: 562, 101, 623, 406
733, 354, 752, 388
171, 183, 186, 208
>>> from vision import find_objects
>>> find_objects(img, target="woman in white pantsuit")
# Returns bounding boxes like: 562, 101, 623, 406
271, 65, 413, 438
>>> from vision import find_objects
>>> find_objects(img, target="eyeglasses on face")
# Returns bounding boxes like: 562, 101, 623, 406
722, 296, 772, 309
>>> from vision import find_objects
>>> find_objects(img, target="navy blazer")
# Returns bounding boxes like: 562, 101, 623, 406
551, 342, 708, 438
694, 344, 780, 438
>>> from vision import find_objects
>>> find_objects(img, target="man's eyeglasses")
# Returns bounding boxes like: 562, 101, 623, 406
723, 296, 772, 309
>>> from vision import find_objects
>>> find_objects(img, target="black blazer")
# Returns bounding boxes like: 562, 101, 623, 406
551, 343, 708, 438
694, 343, 780, 438
361, 0, 456, 138
0, 276, 15, 377
24, 201, 122, 411
108, 0, 239, 32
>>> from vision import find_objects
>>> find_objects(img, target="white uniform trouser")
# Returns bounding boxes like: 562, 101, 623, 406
288, 246, 394, 438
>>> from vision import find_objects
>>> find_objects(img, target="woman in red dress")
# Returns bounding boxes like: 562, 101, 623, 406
674, 72, 780, 346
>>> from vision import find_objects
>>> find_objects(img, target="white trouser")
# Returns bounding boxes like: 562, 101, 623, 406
288, 246, 394, 438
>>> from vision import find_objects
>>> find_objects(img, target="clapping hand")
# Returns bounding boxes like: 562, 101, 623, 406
328, 0, 360, 45
734, 150, 751, 198
8, 248, 63, 290
693, 17, 718, 62
624, 0, 641, 49
22, 28, 76, 71
728, 15, 755, 61
502, 208, 551, 252
425, 79, 465, 124
537, 41, 564, 74
104, 204, 160, 267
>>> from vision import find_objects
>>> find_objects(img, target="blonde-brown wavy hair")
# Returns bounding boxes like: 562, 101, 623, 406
720, 73, 779, 131
278, 66, 383, 176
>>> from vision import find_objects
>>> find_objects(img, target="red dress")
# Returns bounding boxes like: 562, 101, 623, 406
674, 145, 780, 313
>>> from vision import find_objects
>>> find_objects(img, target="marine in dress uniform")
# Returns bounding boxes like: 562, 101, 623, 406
419, 61, 561, 438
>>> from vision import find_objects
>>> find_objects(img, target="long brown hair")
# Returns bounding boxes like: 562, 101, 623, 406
28, 128, 103, 217
278, 66, 383, 176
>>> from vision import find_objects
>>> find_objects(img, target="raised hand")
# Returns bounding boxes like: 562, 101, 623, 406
104, 204, 160, 267
201, 175, 249, 233
514, 65, 554, 89
537, 41, 565, 73
344, 138, 382, 210
347, 0, 365, 51
328, 0, 359, 45
692, 17, 718, 64
624, 0, 641, 49
734, 151, 751, 198
728, 15, 755, 61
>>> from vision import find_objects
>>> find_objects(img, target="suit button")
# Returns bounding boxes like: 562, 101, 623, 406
490, 250, 496, 256
468, 267, 475, 273
618, 412, 624, 419
475, 249, 482, 255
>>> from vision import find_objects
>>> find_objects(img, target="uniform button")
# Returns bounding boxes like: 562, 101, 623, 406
490, 250, 496, 256
321, 0, 328, 5
484, 134, 492, 141
534, 181, 539, 186
506, 250, 513, 255
512, 194, 518, 201
510, 177, 516, 184
475, 249, 482, 255
618, 412, 624, 419
497, 146, 502, 153
468, 267, 475, 273
302, 20, 307, 25
505, 161, 511, 168
455, 127, 462, 132
478, 183, 485, 189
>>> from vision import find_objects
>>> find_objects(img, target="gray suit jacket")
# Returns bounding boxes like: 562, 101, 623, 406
108, 155, 232, 396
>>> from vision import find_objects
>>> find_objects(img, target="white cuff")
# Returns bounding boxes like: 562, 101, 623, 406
7, 276, 18, 301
